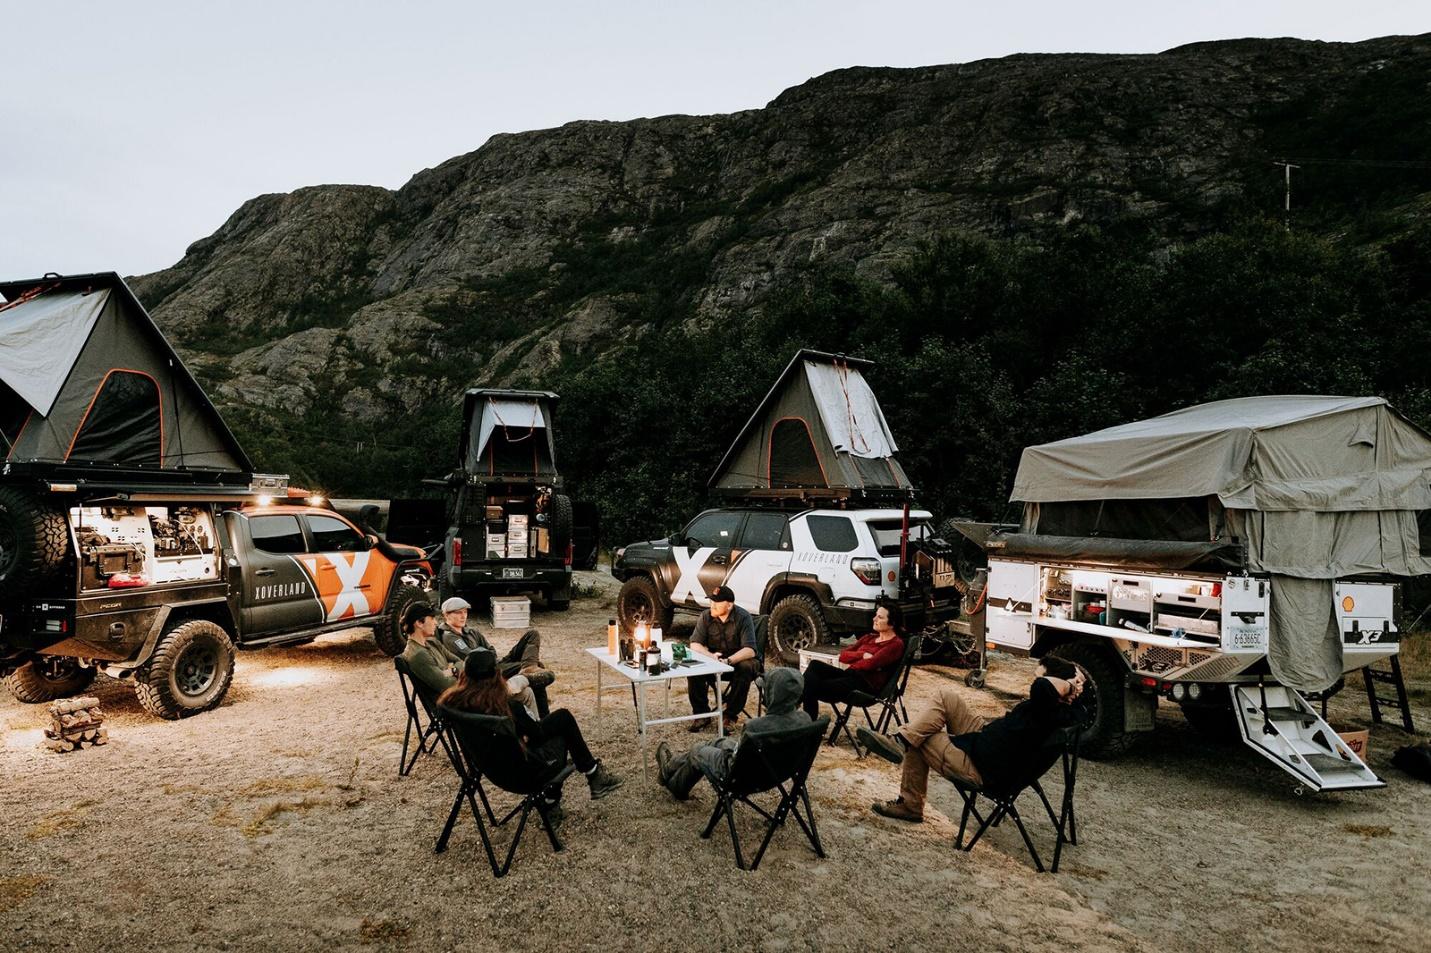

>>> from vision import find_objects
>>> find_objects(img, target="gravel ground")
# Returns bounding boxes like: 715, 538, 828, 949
3, 571, 1429, 953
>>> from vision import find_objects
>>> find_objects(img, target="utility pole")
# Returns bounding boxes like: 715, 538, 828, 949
1271, 160, 1300, 229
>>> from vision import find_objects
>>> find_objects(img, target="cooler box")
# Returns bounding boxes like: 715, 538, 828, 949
508, 514, 529, 529
507, 529, 529, 559
491, 595, 531, 629
485, 534, 506, 559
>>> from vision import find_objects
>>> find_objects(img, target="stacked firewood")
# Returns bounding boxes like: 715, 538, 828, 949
43, 696, 108, 753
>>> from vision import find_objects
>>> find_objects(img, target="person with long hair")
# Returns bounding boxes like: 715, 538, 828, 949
439, 649, 622, 813
799, 603, 905, 719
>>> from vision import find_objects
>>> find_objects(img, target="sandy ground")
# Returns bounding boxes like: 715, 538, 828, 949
3, 570, 1429, 953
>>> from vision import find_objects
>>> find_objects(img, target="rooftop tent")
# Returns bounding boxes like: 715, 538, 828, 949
709, 349, 912, 499
1009, 395, 1431, 691
0, 273, 251, 474
459, 389, 559, 480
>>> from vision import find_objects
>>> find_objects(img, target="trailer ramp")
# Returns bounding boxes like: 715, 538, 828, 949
1232, 685, 1382, 792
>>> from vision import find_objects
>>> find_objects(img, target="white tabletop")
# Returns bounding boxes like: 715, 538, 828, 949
585, 646, 732, 683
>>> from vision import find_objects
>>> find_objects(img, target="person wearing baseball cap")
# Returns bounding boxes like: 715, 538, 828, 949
398, 599, 462, 694
435, 596, 554, 718
687, 585, 758, 732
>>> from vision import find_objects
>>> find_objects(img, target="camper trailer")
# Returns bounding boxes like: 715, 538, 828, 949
613, 349, 963, 658
962, 396, 1425, 792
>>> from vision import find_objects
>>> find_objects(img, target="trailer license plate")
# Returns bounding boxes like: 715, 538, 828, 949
1227, 624, 1266, 651
501, 567, 524, 580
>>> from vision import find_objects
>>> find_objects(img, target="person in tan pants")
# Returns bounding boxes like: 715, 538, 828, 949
859, 657, 1085, 822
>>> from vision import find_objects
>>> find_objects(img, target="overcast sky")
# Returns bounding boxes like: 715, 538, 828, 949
1, 1, 1423, 280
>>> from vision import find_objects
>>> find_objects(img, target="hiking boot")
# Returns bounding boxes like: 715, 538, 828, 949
688, 717, 710, 733
722, 716, 740, 734
586, 761, 624, 800
520, 665, 556, 688
655, 742, 674, 785
872, 798, 923, 823
857, 727, 906, 766
542, 803, 565, 829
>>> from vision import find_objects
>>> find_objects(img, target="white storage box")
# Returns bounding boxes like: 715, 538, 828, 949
491, 595, 531, 629
485, 534, 506, 559
508, 514, 529, 529
506, 529, 529, 559
797, 646, 847, 672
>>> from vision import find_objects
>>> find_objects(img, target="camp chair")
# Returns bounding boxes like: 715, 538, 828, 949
434, 705, 575, 878
949, 721, 1084, 873
826, 631, 922, 756
699, 716, 830, 871
394, 656, 449, 776
746, 614, 770, 717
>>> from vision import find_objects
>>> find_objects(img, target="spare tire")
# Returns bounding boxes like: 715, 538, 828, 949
0, 487, 69, 601
549, 493, 574, 556
6, 656, 97, 703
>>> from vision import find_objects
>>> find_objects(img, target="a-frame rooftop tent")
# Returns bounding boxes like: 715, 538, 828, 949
1008, 395, 1431, 691
0, 273, 252, 479
458, 388, 560, 482
709, 349, 912, 500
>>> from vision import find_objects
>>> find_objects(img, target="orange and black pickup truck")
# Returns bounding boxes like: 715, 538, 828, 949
0, 480, 432, 719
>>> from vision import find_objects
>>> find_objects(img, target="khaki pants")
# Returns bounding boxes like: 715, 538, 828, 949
894, 687, 986, 814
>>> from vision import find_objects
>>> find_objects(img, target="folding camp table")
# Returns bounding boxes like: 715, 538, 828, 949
587, 647, 733, 778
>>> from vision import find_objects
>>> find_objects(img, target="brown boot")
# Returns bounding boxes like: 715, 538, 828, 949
872, 798, 923, 823
520, 665, 556, 688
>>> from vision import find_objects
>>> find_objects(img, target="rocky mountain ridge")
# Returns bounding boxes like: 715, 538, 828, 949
129, 33, 1431, 423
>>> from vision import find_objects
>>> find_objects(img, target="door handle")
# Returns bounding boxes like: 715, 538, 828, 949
255, 568, 276, 577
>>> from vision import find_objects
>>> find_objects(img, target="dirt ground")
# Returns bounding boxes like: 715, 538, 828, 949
3, 571, 1428, 953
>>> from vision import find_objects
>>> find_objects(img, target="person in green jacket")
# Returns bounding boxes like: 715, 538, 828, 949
399, 602, 461, 693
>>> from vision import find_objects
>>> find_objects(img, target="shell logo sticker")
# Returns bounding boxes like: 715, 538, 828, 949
1341, 595, 1355, 613
294, 551, 399, 622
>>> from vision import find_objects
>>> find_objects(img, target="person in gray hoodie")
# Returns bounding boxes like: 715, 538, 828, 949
655, 667, 809, 799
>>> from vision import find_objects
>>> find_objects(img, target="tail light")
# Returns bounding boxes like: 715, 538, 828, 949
452, 537, 463, 567
564, 542, 574, 568
850, 558, 882, 586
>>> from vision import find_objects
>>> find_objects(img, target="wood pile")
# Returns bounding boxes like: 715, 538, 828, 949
43, 696, 108, 753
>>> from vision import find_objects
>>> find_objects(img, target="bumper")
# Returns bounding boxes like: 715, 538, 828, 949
452, 563, 571, 597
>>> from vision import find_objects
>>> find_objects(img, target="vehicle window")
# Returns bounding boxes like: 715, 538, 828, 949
684, 511, 744, 548
306, 514, 366, 553
249, 515, 305, 554
866, 519, 932, 557
806, 515, 859, 553
740, 511, 788, 550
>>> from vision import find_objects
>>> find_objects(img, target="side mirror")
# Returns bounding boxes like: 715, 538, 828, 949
668, 533, 687, 547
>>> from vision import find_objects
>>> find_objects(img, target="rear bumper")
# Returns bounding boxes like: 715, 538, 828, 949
451, 563, 571, 597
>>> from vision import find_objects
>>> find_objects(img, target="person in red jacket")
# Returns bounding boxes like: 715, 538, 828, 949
800, 604, 905, 718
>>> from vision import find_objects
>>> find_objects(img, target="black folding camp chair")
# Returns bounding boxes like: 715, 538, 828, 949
826, 631, 922, 756
394, 656, 448, 776
434, 705, 575, 878
949, 722, 1083, 873
700, 716, 830, 871
746, 615, 770, 717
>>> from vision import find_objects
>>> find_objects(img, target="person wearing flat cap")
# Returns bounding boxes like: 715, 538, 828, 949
687, 585, 758, 732
435, 596, 553, 716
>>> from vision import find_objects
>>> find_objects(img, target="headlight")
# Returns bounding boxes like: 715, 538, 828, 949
614, 547, 626, 563
1188, 683, 1203, 701
1171, 683, 1187, 701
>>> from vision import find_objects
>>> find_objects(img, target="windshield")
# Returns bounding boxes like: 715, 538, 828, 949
865, 519, 931, 557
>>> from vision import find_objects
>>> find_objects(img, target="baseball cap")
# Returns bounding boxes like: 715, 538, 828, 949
464, 648, 497, 680
441, 596, 472, 613
402, 601, 435, 632
709, 585, 735, 604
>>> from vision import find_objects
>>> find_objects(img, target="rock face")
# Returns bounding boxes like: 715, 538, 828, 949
129, 34, 1431, 420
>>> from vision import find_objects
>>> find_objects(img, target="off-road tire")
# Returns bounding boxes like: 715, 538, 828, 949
616, 575, 673, 632
1049, 640, 1137, 759
0, 487, 69, 601
5, 657, 98, 703
549, 494, 574, 556
377, 585, 429, 656
134, 620, 236, 720
768, 593, 833, 665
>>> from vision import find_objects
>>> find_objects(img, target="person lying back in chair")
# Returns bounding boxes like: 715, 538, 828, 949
439, 649, 622, 825
859, 656, 1086, 823
655, 667, 808, 800
437, 597, 555, 689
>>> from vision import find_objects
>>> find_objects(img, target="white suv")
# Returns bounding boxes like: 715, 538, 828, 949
612, 506, 957, 660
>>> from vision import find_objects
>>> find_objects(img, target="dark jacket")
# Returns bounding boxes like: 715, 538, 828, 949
953, 678, 1087, 792
691, 605, 756, 658
400, 636, 461, 694
436, 622, 493, 659
741, 668, 811, 742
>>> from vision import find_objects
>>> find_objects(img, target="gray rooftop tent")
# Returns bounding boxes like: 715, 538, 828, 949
457, 389, 559, 482
0, 273, 251, 477
1009, 395, 1431, 691
709, 350, 912, 499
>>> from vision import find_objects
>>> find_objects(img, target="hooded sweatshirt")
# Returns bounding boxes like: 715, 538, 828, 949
742, 667, 812, 742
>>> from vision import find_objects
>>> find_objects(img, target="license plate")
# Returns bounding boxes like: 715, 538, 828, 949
501, 567, 524, 580
1227, 625, 1266, 651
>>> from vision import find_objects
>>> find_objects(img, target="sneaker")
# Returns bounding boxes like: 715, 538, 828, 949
857, 727, 906, 766
586, 761, 624, 800
872, 798, 923, 823
655, 742, 674, 784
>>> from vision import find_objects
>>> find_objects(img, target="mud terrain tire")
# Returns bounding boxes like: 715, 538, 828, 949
135, 620, 236, 720
768, 593, 833, 665
0, 487, 69, 601
616, 575, 673, 632
377, 585, 429, 656
6, 657, 98, 703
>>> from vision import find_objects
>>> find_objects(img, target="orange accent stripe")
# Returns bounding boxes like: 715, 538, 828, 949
63, 368, 165, 463
6, 409, 33, 460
